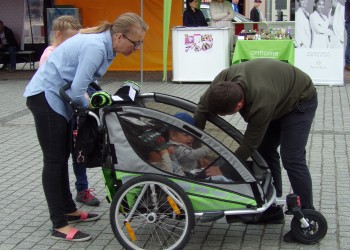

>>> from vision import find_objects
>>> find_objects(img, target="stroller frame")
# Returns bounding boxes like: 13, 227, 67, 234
60, 83, 328, 250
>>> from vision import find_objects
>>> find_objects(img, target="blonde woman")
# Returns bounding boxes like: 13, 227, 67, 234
24, 13, 148, 242
39, 15, 101, 207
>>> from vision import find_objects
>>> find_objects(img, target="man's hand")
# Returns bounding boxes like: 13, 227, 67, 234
205, 166, 223, 176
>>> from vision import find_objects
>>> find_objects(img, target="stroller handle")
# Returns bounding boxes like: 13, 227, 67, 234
59, 81, 102, 128
59, 81, 102, 104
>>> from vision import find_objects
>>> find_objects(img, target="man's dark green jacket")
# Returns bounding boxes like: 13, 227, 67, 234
194, 58, 316, 161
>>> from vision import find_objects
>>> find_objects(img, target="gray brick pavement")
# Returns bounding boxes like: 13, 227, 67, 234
1, 72, 350, 249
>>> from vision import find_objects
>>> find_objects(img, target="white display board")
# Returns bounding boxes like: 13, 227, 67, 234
172, 27, 230, 82
294, 0, 345, 86
295, 49, 344, 86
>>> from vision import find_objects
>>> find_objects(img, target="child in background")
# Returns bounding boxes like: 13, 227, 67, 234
39, 15, 100, 206
40, 15, 81, 66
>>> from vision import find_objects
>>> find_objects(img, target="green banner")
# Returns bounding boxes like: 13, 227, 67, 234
163, 0, 172, 81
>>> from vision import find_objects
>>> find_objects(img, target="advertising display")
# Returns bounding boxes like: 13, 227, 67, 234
294, 0, 345, 85
172, 27, 230, 82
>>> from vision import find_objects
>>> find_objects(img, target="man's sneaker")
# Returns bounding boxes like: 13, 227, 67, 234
76, 188, 100, 206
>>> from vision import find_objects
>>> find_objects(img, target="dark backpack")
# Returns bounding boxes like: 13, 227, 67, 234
73, 111, 104, 168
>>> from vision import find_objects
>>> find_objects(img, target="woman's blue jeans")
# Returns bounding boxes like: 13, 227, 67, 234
71, 143, 88, 192
258, 93, 317, 209
26, 92, 77, 229
71, 117, 88, 192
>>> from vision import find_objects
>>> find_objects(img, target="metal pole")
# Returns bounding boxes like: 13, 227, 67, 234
265, 0, 272, 21
26, 0, 34, 50
140, 0, 144, 85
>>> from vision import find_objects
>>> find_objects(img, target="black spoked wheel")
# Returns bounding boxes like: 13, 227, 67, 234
110, 175, 195, 250
291, 209, 328, 244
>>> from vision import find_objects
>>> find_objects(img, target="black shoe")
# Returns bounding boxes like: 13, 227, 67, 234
246, 206, 285, 224
283, 230, 318, 245
283, 230, 298, 243
261, 206, 285, 223
51, 228, 91, 242
66, 211, 101, 223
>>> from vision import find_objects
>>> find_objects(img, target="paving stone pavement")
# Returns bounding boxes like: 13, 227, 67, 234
1, 69, 350, 250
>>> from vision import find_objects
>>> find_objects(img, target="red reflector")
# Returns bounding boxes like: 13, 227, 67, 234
297, 196, 301, 207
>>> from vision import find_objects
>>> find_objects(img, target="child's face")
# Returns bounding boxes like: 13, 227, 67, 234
170, 131, 194, 147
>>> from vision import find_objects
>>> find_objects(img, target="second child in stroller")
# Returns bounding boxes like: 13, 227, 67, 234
169, 112, 231, 182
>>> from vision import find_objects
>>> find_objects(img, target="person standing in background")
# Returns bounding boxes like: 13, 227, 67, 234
209, 0, 235, 50
250, 0, 263, 22
295, 0, 312, 48
39, 15, 101, 207
183, 0, 208, 27
345, 0, 350, 70
328, 0, 345, 48
0, 20, 18, 72
232, 0, 240, 13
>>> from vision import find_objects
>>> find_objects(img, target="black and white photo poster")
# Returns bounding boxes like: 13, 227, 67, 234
295, 0, 345, 85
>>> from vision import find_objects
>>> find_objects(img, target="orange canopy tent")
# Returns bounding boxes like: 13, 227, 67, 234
55, 0, 183, 76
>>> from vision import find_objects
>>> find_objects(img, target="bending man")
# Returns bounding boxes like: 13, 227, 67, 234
194, 58, 317, 243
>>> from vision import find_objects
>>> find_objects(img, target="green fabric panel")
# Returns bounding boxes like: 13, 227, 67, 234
188, 194, 247, 212
163, 0, 172, 81
232, 40, 295, 65
102, 168, 114, 202
110, 171, 257, 212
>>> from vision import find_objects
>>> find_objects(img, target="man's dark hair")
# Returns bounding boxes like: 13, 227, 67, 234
206, 81, 243, 114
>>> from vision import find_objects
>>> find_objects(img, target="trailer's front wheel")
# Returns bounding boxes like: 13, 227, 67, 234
291, 209, 328, 244
110, 175, 195, 250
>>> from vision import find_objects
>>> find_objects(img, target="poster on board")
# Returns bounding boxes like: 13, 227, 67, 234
184, 33, 214, 53
294, 0, 345, 85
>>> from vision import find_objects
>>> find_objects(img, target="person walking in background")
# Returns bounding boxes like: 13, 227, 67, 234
328, 0, 345, 48
209, 0, 235, 50
310, 0, 331, 48
250, 0, 263, 22
0, 20, 18, 72
24, 13, 148, 242
183, 0, 208, 27
39, 15, 100, 207
295, 0, 312, 48
345, 0, 350, 70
